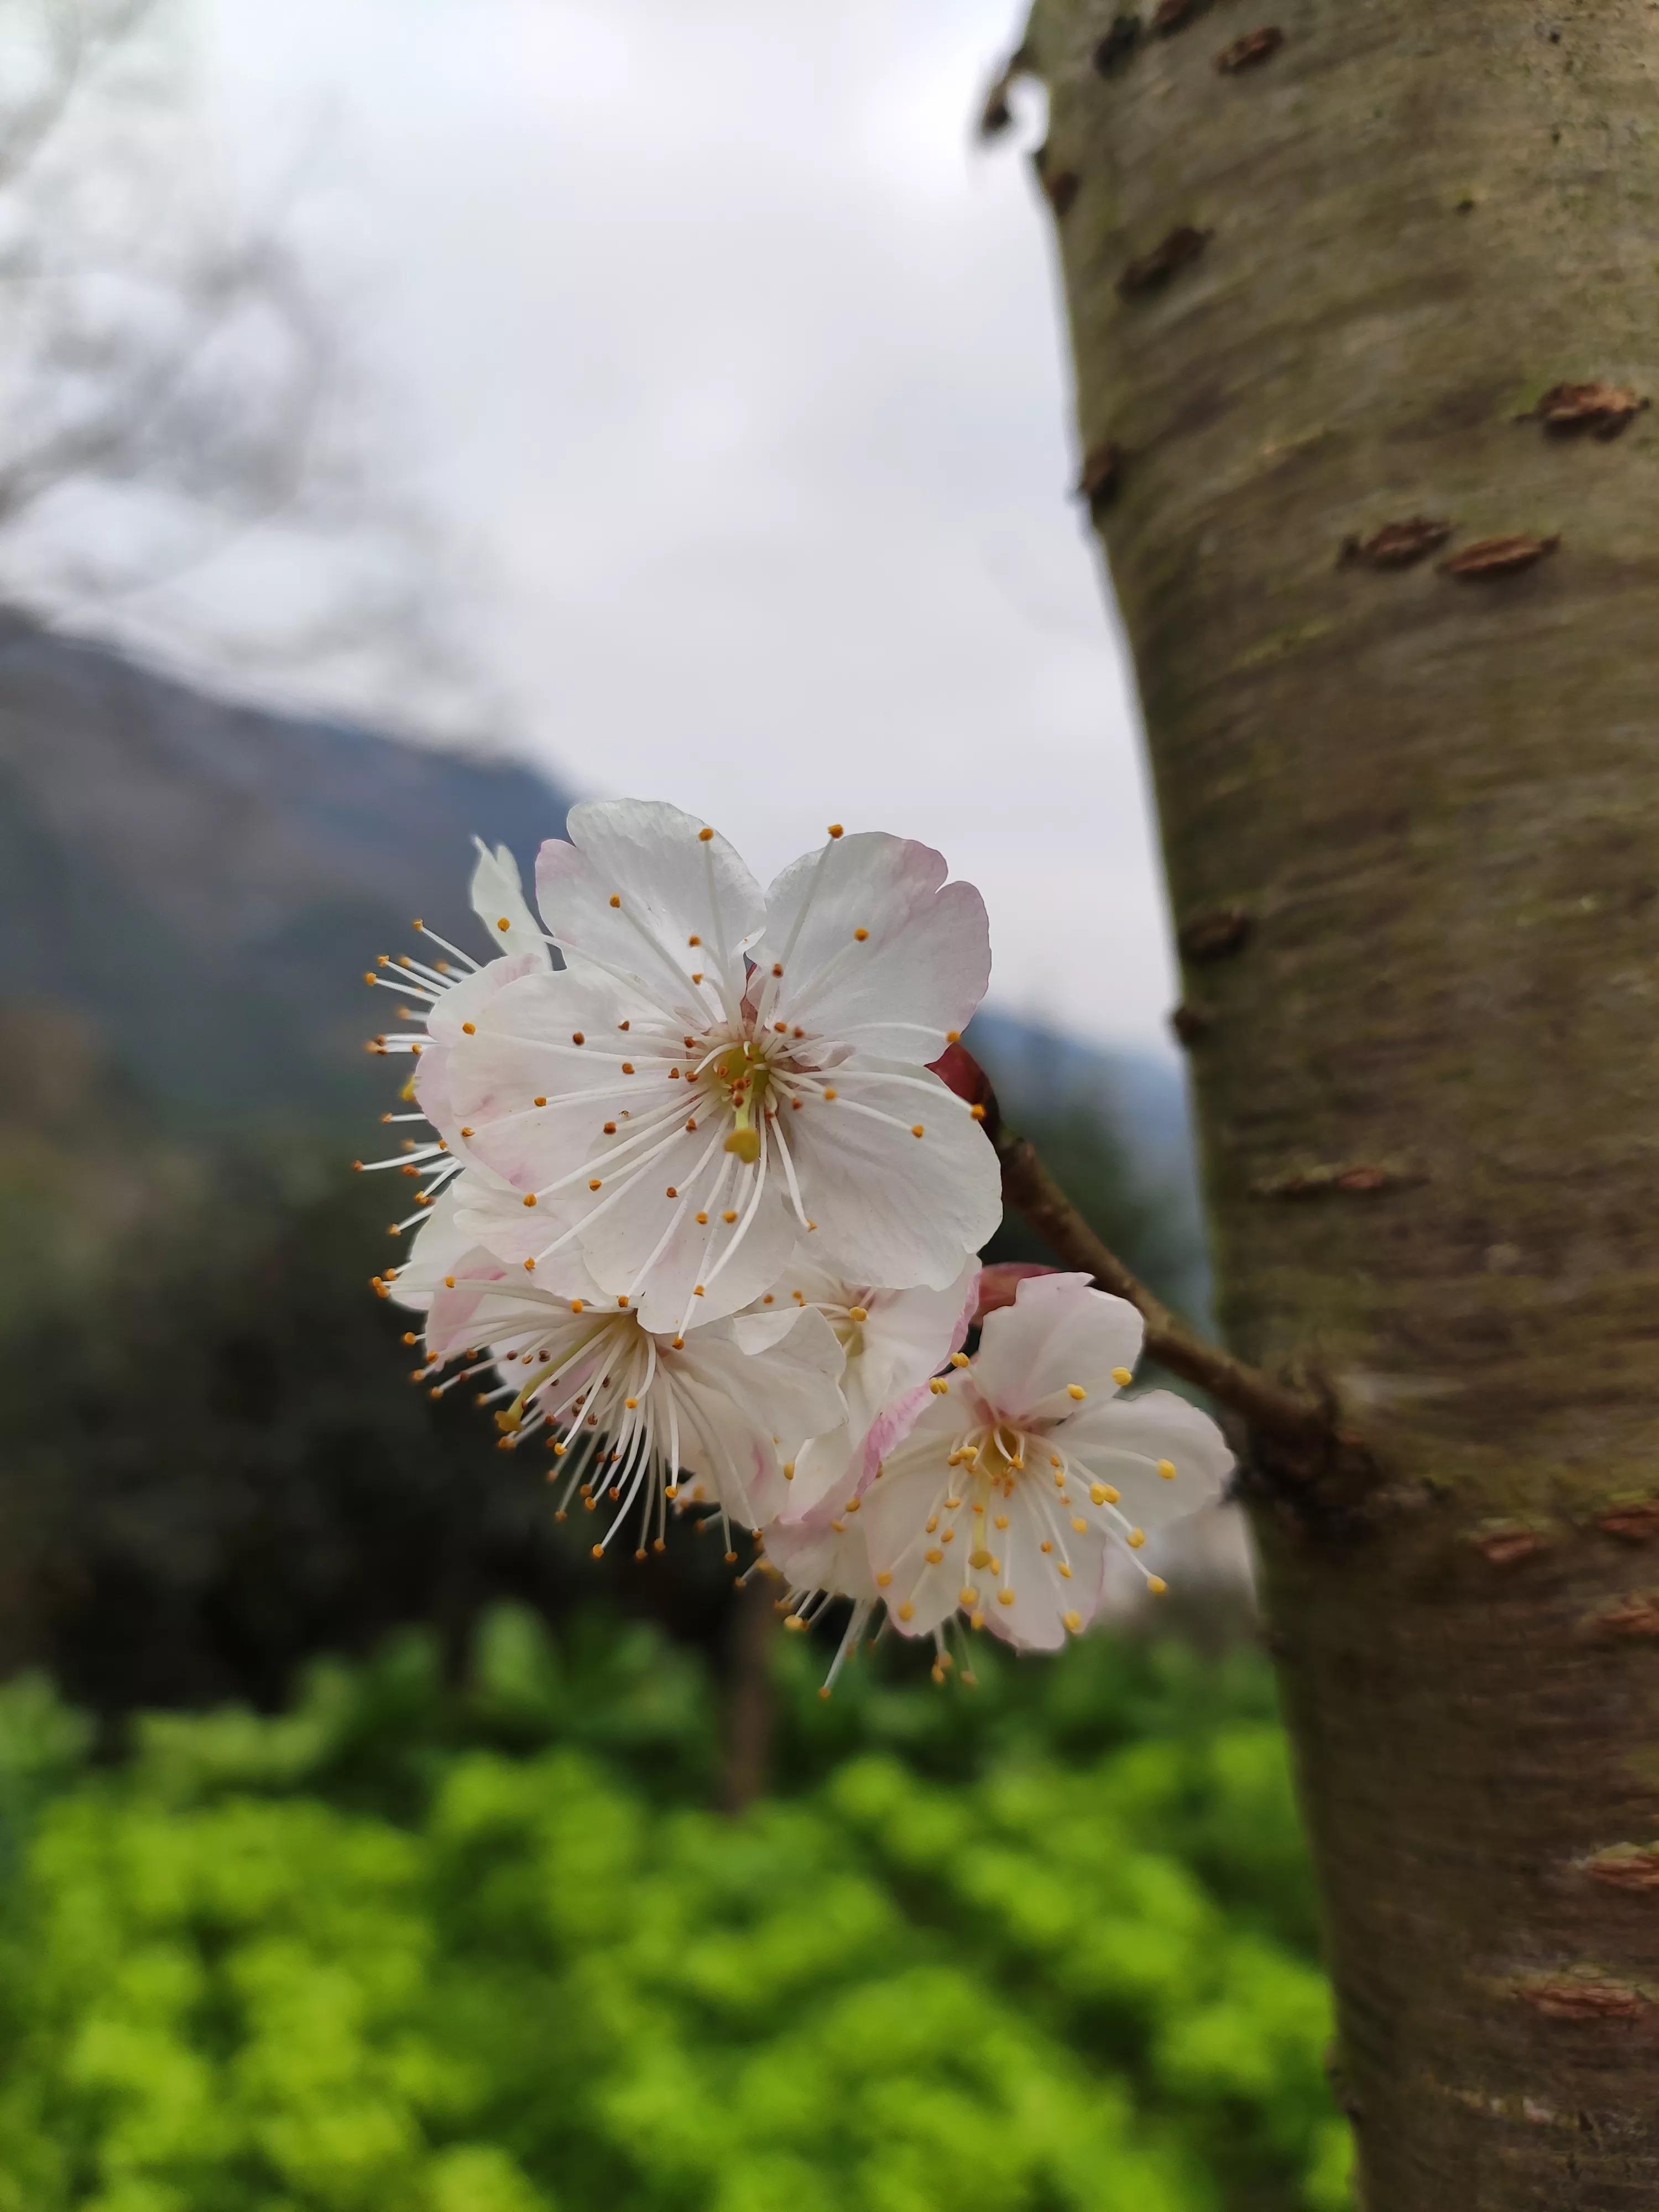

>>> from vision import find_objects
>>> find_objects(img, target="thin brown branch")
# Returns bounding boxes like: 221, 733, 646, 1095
995, 1120, 1333, 1447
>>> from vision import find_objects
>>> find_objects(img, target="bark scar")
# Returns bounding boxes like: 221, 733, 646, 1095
1585, 1590, 1659, 1639
1599, 1498, 1659, 1543
1076, 440, 1124, 512
1178, 905, 1252, 961
1339, 517, 1453, 570
1217, 27, 1284, 71
1118, 226, 1213, 299
1170, 1000, 1214, 1045
1512, 1969, 1648, 2022
1250, 1162, 1420, 1201
1520, 382, 1648, 439
1581, 1845, 1659, 1893
1093, 13, 1141, 76
1441, 534, 1560, 578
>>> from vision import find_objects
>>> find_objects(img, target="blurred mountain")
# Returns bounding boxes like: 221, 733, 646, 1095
0, 605, 1206, 1305
0, 608, 572, 1131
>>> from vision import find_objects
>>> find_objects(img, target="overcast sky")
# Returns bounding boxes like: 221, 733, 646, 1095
189, 0, 1174, 1050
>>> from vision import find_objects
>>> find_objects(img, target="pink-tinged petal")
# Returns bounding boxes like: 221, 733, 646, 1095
468, 840, 551, 968
757, 831, 990, 1060
385, 1187, 493, 1311
781, 1062, 1000, 1289
670, 1308, 846, 1523
972, 1273, 1145, 1425
535, 799, 764, 1021
974, 1262, 1058, 1322
765, 1512, 880, 1605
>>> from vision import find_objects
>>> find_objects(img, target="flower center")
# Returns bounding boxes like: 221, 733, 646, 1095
711, 1039, 775, 1162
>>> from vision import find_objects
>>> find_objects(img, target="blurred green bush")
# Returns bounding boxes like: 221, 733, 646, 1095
0, 1611, 1348, 2212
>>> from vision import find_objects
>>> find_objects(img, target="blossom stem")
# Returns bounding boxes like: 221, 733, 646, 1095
993, 1121, 1333, 1448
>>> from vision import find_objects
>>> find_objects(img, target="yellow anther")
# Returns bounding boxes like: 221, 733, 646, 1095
1112, 1366, 1133, 1387
925, 1515, 939, 1534
722, 1208, 738, 1223
994, 1514, 1009, 1530
1158, 1458, 1177, 1480
928, 1376, 950, 1395
604, 1119, 617, 1133
444, 1275, 455, 1288
1040, 1539, 1053, 1554
523, 1192, 538, 1207
1063, 1610, 1082, 1633
666, 1185, 678, 1198
911, 1124, 925, 1138
1146, 1574, 1168, 1595
588, 1178, 602, 1191
461, 1021, 476, 1034
848, 1305, 869, 1323
877, 1570, 893, 1588
997, 1588, 1016, 1607
1071, 1516, 1088, 1533
617, 1294, 630, 1307
959, 1585, 979, 1608
1067, 1383, 1087, 1401
671, 1335, 685, 1349
898, 1601, 915, 1622
569, 1298, 585, 1312
969, 1547, 993, 1570
460, 1125, 475, 1137
687, 933, 702, 946
951, 1351, 970, 1368
946, 1029, 961, 1044
591, 1543, 604, 1558
823, 1085, 838, 1100
1128, 1528, 1146, 1548
608, 893, 621, 907
782, 1460, 796, 1480
925, 1547, 943, 1564
1057, 1562, 1072, 1579
784, 1614, 807, 1632
969, 1103, 986, 1120
693, 1285, 705, 1297
698, 826, 714, 841
495, 916, 511, 932
1095, 1483, 1120, 1506
695, 1211, 709, 1224
854, 926, 869, 941
828, 822, 844, 838
624, 1396, 638, 1410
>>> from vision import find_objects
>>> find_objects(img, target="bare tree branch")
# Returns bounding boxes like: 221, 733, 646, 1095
994, 1118, 1334, 1448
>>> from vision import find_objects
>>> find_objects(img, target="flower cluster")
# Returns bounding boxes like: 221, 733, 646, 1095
362, 801, 1230, 1679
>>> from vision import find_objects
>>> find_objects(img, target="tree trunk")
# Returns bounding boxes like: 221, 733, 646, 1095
1019, 2, 1659, 2200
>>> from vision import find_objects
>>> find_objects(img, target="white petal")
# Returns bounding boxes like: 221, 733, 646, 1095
781, 1061, 1000, 1288
469, 840, 551, 968
972, 1273, 1146, 1425
1061, 1389, 1233, 1530
757, 832, 989, 1060
858, 1428, 963, 1637
535, 799, 764, 1022
670, 1307, 846, 1522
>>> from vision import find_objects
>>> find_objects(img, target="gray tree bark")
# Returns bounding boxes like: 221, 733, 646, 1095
1016, 2, 1659, 2201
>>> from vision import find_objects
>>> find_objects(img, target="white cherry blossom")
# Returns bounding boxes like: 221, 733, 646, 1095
861, 1272, 1233, 1652
420, 799, 1001, 1334
733, 1252, 979, 1523
416, 1244, 847, 1556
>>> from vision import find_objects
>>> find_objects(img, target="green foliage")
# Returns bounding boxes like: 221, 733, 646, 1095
0, 1615, 1349, 2212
